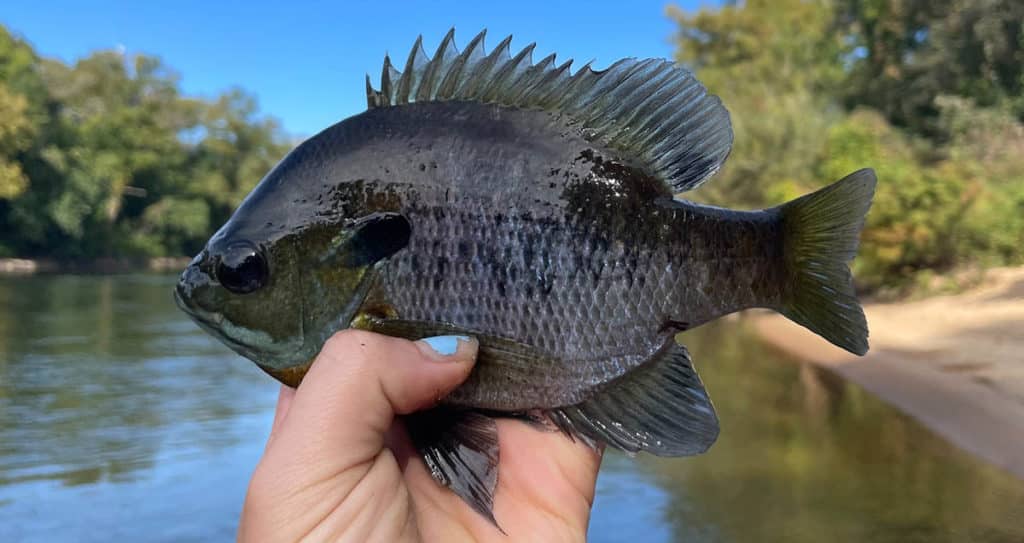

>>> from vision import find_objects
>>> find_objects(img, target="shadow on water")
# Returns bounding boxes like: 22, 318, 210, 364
1, 275, 1023, 542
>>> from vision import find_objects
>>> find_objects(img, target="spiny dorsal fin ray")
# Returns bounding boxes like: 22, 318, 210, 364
480, 41, 534, 102
396, 36, 429, 104
415, 28, 458, 102
366, 29, 733, 193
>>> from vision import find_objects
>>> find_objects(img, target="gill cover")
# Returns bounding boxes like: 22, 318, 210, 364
324, 213, 412, 269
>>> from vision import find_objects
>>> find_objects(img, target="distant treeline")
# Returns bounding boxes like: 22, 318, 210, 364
673, 0, 1024, 293
2, 0, 1024, 293
0, 26, 291, 260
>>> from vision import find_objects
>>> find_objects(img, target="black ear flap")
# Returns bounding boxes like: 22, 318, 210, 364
339, 213, 412, 268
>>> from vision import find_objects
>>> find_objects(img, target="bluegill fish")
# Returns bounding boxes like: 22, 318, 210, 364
174, 29, 875, 522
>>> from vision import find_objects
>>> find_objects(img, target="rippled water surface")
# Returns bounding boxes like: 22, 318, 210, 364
2, 275, 1023, 542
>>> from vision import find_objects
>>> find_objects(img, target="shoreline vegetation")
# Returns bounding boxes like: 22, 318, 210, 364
3, 2, 1024, 292
0, 256, 190, 275
754, 266, 1024, 480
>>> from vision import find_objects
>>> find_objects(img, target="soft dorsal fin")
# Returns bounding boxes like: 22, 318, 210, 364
365, 29, 733, 193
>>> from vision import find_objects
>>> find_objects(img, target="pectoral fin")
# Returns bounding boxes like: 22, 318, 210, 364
405, 408, 501, 526
548, 340, 719, 456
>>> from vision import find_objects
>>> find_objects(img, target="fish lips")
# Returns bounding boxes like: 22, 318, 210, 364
174, 282, 259, 358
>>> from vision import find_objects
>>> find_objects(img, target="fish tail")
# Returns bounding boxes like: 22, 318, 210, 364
777, 168, 877, 355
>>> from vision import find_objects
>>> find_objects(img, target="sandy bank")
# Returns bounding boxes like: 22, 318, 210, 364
754, 267, 1024, 479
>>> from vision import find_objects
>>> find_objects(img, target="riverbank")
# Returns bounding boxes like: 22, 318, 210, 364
754, 266, 1024, 479
0, 257, 190, 275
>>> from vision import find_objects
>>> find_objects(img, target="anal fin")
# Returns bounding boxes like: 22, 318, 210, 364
404, 408, 501, 526
548, 340, 719, 456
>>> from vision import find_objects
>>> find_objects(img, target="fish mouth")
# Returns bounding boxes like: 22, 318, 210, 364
174, 284, 250, 353
174, 285, 223, 327
174, 282, 300, 364
184, 309, 271, 361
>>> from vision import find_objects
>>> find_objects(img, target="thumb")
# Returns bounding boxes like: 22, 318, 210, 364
273, 330, 478, 462
241, 332, 477, 542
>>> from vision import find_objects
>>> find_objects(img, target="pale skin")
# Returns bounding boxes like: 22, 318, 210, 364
238, 330, 603, 542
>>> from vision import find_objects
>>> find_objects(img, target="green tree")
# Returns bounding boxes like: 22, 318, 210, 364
819, 109, 971, 288
34, 51, 198, 255
837, 0, 1024, 136
668, 0, 847, 208
0, 23, 289, 258
0, 27, 54, 255
0, 82, 33, 200
669, 0, 1024, 292
187, 89, 290, 227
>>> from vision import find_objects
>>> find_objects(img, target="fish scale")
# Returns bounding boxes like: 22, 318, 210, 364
176, 29, 875, 525
347, 105, 787, 410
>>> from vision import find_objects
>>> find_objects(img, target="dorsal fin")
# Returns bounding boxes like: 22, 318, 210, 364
365, 29, 733, 193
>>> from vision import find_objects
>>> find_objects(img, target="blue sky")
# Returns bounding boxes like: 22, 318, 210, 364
2, 1, 708, 137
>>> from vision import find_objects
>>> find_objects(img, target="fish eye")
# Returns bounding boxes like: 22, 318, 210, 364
216, 241, 268, 295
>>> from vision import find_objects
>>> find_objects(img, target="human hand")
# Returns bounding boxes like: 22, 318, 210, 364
238, 330, 603, 542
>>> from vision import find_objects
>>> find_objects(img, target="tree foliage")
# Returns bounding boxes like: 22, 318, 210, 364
3, 5, 1023, 291
670, 0, 1024, 292
0, 26, 290, 258
837, 0, 1024, 136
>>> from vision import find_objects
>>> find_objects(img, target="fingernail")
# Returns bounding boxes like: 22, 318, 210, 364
417, 335, 473, 359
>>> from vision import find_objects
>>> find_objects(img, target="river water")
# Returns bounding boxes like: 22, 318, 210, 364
1, 275, 1022, 542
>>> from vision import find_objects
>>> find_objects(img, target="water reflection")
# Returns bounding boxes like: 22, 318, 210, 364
593, 322, 1024, 543
0, 275, 279, 541
1, 275, 1023, 542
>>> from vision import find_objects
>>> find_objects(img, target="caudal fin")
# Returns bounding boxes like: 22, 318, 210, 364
778, 169, 877, 355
